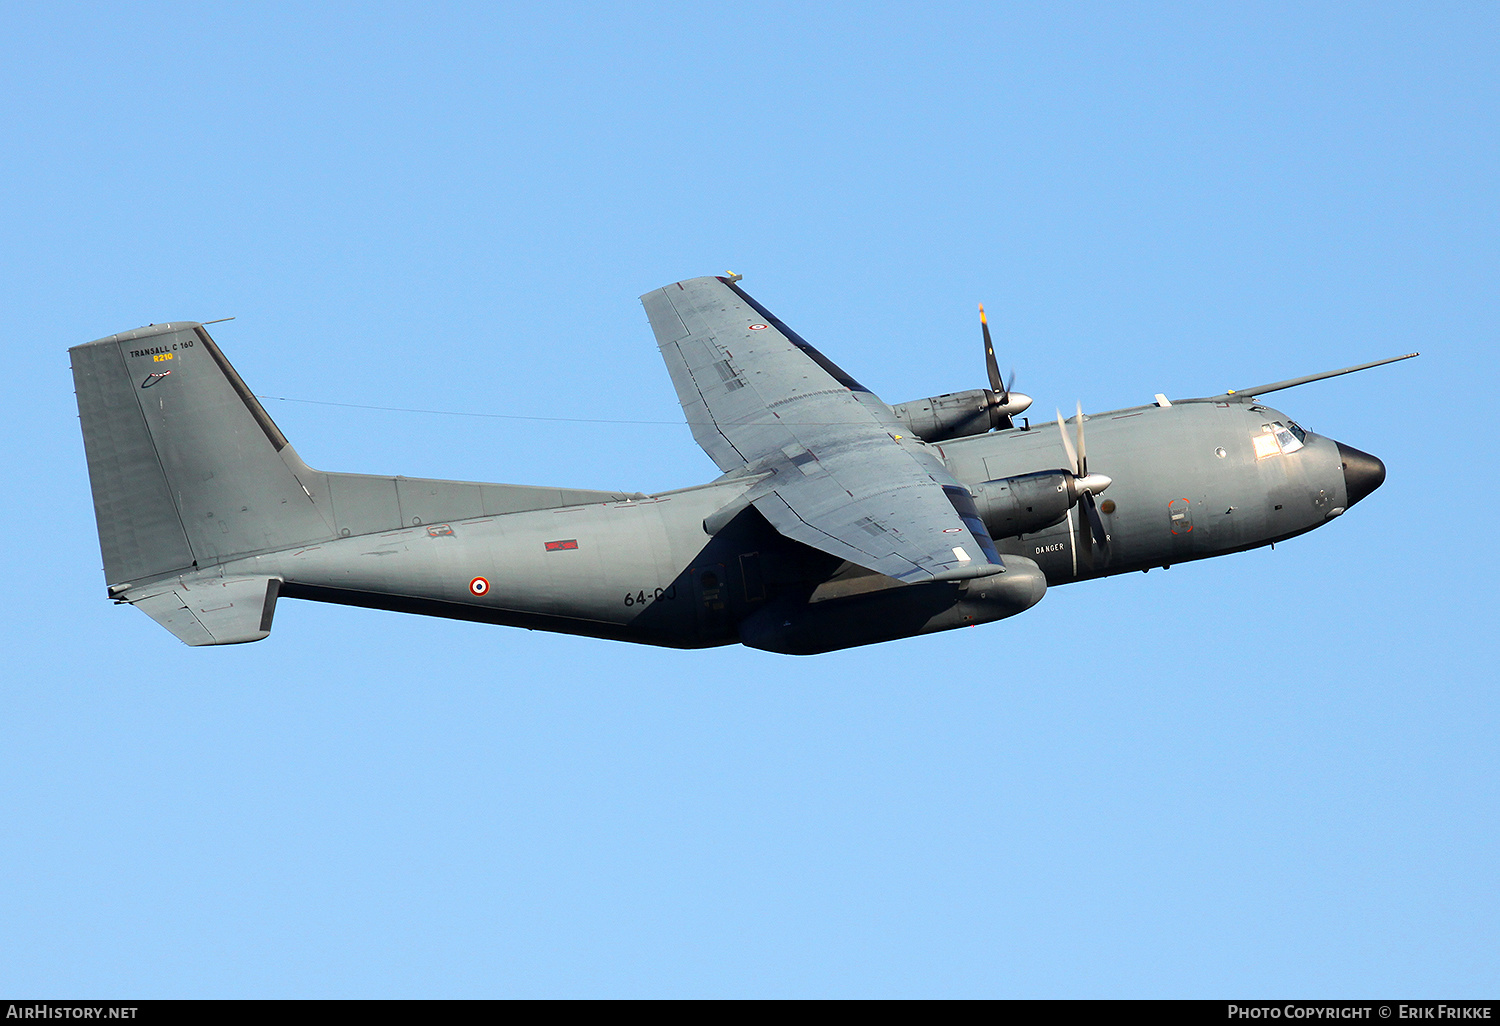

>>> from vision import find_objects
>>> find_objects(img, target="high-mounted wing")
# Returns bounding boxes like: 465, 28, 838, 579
641, 276, 1005, 583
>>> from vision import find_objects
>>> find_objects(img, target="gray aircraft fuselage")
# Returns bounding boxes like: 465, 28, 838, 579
226, 399, 1370, 652
71, 306, 1390, 656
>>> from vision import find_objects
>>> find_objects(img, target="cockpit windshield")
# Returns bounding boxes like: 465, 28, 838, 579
1271, 422, 1304, 454
1253, 421, 1305, 459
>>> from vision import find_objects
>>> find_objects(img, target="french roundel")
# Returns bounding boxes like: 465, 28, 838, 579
748, 323, 768, 330
469, 576, 490, 596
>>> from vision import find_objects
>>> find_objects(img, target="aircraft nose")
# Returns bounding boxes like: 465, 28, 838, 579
1336, 442, 1386, 507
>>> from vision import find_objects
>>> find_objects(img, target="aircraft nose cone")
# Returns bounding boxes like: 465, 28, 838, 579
1336, 442, 1386, 507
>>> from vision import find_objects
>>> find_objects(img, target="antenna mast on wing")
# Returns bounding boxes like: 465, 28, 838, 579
1217, 352, 1419, 400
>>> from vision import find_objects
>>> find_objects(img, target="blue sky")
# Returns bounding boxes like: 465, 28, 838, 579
3, 1, 1496, 997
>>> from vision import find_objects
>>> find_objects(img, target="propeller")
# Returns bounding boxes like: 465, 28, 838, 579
1056, 402, 1113, 565
979, 304, 1032, 428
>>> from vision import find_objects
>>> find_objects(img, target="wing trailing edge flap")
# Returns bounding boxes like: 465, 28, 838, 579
121, 575, 282, 646
752, 483, 1005, 584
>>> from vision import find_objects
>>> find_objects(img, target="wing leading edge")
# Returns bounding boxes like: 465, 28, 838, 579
641, 276, 1005, 582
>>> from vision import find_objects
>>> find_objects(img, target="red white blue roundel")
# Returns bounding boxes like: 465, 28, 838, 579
469, 576, 490, 596
748, 323, 768, 330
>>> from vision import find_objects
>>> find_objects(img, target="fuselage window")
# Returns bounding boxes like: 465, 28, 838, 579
1286, 421, 1307, 443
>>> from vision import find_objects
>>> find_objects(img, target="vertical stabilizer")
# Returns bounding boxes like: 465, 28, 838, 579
71, 323, 333, 588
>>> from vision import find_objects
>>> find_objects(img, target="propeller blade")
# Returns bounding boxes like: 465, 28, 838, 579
980, 304, 1004, 396
1076, 492, 1110, 570
976, 306, 1030, 429
1074, 400, 1087, 476
1081, 491, 1109, 550
1056, 409, 1080, 476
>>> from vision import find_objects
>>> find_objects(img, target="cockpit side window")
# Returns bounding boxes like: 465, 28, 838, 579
1286, 421, 1307, 443
1253, 424, 1280, 459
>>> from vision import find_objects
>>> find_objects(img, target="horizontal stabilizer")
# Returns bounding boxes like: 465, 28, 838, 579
123, 575, 282, 646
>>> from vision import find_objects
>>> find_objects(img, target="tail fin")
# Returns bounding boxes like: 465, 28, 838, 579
72, 321, 645, 646
70, 322, 333, 590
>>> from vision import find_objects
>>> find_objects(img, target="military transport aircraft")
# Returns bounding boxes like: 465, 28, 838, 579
71, 275, 1412, 654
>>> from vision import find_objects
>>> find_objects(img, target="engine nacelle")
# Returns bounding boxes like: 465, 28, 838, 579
890, 389, 1000, 442
891, 387, 1034, 441
970, 471, 1075, 539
